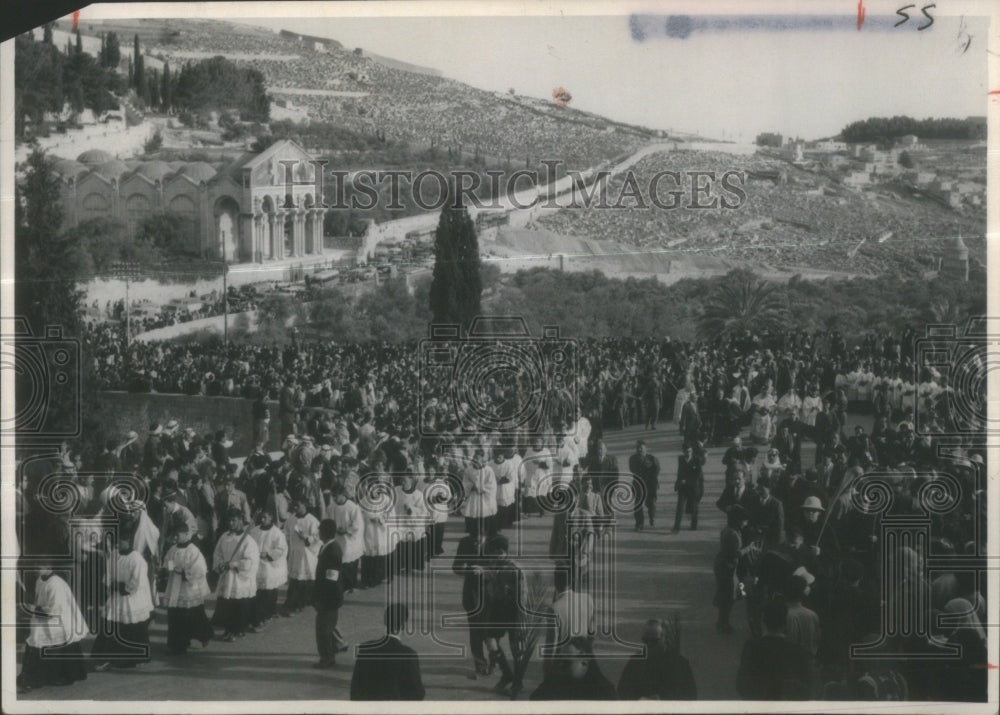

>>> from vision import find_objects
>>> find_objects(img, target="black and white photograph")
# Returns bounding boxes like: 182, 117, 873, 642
1, 1, 996, 711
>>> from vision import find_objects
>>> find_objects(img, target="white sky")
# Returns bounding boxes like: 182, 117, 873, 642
232, 12, 989, 141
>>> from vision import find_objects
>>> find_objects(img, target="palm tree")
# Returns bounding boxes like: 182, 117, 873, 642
698, 269, 786, 340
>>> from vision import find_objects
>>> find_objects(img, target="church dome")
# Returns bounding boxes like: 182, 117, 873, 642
77, 149, 114, 165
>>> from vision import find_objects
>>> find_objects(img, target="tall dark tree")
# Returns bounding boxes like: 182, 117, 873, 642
148, 69, 160, 108
132, 34, 142, 87
15, 150, 85, 341
429, 184, 481, 331
75, 29, 83, 55
42, 23, 54, 44
160, 61, 171, 111
105, 31, 121, 68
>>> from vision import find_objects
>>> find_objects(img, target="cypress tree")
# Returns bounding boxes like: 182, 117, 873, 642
429, 182, 481, 331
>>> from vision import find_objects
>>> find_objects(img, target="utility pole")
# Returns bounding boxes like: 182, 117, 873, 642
111, 261, 141, 350
222, 234, 229, 349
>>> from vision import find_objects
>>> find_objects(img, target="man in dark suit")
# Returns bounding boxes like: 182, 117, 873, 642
628, 441, 660, 531
585, 440, 619, 514
350, 603, 425, 701
752, 476, 785, 551
716, 470, 758, 517
736, 595, 813, 700
678, 392, 702, 445
672, 443, 705, 533
313, 518, 346, 669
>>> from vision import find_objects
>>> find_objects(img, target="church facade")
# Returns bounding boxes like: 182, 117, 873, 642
54, 139, 327, 264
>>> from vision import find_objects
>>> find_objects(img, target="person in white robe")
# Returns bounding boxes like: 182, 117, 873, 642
422, 467, 452, 558
750, 384, 778, 444
249, 510, 287, 627
212, 509, 260, 640
520, 437, 552, 516
801, 386, 823, 427
493, 449, 519, 530
775, 388, 802, 428
327, 483, 364, 591
162, 523, 213, 654
360, 473, 392, 588
391, 473, 431, 577
18, 566, 89, 691
461, 450, 498, 537
282, 498, 320, 615
93, 534, 154, 669
673, 377, 694, 424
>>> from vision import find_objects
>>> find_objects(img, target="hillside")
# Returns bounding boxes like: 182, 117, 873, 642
534, 149, 985, 278
54, 17, 657, 168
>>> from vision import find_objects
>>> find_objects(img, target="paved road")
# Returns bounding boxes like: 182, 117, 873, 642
19, 415, 870, 702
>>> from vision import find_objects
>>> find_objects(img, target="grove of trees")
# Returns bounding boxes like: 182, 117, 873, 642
840, 115, 986, 143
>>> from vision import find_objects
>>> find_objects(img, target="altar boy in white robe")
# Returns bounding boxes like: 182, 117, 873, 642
282, 497, 320, 615
162, 522, 213, 654
93, 534, 154, 670
250, 509, 288, 627
212, 509, 260, 641
18, 563, 89, 692
327, 481, 363, 593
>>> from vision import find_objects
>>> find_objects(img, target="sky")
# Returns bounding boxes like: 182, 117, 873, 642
232, 11, 990, 141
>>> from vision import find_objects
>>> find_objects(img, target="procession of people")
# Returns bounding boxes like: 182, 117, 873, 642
15, 323, 987, 702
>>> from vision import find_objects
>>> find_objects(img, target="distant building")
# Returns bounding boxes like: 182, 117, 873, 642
812, 139, 846, 152
898, 134, 919, 147
52, 140, 328, 264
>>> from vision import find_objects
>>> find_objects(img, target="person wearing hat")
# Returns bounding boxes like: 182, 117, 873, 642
162, 522, 213, 655
313, 518, 348, 669
796, 495, 839, 571
249, 508, 288, 628
212, 508, 260, 641
93, 534, 154, 670
628, 440, 660, 531
283, 497, 321, 616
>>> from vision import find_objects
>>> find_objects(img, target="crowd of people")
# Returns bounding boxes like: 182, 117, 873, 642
150, 23, 648, 169
16, 322, 988, 701
537, 151, 985, 276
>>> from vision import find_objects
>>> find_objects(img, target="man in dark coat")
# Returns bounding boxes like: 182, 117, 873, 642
618, 618, 696, 699
350, 603, 425, 700
628, 440, 660, 531
313, 518, 345, 669
672, 443, 705, 533
452, 524, 490, 675
736, 595, 813, 700
585, 440, 619, 514
678, 392, 702, 444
